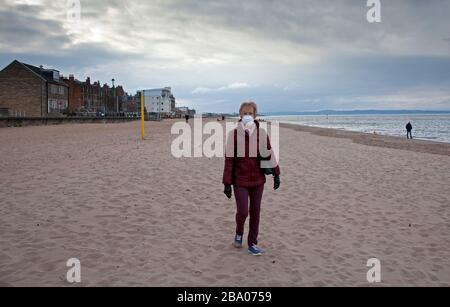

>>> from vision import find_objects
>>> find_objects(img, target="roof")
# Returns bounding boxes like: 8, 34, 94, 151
18, 61, 68, 87
143, 87, 172, 93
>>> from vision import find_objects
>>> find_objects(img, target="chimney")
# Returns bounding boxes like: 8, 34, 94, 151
69, 74, 74, 81
86, 77, 90, 84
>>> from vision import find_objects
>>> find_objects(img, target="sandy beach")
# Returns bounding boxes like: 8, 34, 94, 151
0, 119, 449, 287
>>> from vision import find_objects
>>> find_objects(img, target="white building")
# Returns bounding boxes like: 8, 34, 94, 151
143, 87, 175, 116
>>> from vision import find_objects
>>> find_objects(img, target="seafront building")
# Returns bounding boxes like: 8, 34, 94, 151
0, 60, 171, 118
143, 87, 176, 117
0, 60, 69, 117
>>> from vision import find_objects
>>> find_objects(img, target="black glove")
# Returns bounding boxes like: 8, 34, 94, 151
224, 184, 232, 199
274, 176, 281, 190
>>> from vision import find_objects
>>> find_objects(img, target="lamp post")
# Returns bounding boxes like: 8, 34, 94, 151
112, 78, 116, 116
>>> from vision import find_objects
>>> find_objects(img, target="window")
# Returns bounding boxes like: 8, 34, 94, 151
48, 99, 68, 113
50, 84, 58, 94
53, 71, 60, 81
0, 107, 9, 117
48, 99, 55, 112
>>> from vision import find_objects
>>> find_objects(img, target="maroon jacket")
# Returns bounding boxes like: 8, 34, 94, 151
223, 120, 281, 188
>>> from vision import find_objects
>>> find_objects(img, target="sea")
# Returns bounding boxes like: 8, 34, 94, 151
261, 113, 450, 144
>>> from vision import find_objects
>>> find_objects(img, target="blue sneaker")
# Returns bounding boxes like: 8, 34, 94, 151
233, 235, 243, 248
248, 245, 263, 256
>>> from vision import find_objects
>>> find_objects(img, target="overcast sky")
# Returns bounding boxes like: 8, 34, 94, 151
1, 0, 450, 113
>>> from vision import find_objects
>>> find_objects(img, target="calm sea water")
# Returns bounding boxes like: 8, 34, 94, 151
262, 114, 450, 144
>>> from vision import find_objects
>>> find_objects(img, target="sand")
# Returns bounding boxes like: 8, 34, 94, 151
0, 119, 449, 287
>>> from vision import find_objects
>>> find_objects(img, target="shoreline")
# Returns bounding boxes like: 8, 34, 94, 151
276, 122, 450, 157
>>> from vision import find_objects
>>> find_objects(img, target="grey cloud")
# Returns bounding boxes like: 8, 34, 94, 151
0, 43, 144, 70
1, 0, 450, 112
0, 4, 71, 51
150, 0, 450, 54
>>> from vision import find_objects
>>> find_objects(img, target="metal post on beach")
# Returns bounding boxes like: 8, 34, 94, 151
141, 90, 145, 140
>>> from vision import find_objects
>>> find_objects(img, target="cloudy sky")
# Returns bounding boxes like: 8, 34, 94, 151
1, 0, 450, 113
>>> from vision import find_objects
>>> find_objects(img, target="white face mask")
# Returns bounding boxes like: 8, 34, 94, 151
242, 115, 254, 126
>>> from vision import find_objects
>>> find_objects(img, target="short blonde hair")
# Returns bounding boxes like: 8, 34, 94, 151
239, 102, 258, 117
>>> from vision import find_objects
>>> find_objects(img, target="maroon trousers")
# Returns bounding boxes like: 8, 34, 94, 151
233, 184, 265, 247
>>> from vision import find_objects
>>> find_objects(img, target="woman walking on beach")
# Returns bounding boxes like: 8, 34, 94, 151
223, 102, 281, 256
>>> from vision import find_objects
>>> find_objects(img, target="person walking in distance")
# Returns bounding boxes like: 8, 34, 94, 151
406, 122, 413, 139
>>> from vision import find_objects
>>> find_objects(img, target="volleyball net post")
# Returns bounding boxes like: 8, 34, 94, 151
140, 90, 145, 140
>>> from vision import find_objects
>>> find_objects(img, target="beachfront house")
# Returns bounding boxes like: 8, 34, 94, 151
143, 87, 176, 118
0, 60, 69, 117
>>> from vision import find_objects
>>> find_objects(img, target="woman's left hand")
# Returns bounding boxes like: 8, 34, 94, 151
224, 184, 232, 199
274, 176, 281, 190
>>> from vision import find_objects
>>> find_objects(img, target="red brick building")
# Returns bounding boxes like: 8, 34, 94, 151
1, 60, 130, 117
63, 74, 82, 113
62, 76, 126, 114
0, 60, 69, 117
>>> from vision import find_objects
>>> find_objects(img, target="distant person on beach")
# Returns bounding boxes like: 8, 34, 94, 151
406, 122, 413, 139
223, 102, 281, 256
185, 114, 190, 123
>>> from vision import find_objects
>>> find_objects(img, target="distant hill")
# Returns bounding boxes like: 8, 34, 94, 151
261, 110, 450, 116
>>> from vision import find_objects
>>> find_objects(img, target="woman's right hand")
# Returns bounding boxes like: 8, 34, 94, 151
224, 185, 232, 199
274, 176, 281, 190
